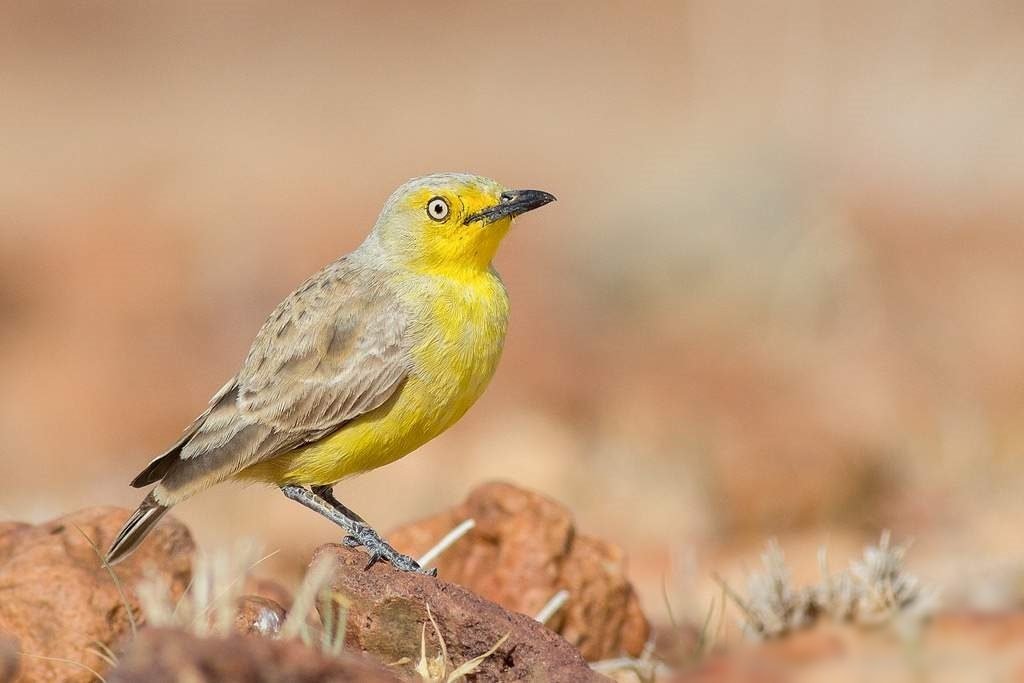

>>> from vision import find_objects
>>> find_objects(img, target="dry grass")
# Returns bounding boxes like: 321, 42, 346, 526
136, 540, 276, 637
134, 540, 346, 658
721, 532, 937, 640
130, 520, 508, 679
399, 603, 508, 683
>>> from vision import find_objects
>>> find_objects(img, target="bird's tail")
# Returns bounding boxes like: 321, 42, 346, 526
105, 492, 170, 566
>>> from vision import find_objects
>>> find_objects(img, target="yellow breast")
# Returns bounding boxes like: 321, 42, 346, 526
243, 269, 509, 486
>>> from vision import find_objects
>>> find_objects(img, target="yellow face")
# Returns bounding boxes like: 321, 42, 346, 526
372, 173, 555, 273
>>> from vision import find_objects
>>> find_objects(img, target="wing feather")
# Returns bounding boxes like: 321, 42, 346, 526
149, 259, 410, 497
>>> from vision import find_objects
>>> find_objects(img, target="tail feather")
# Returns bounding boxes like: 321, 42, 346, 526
130, 425, 197, 487
105, 492, 170, 566
130, 450, 180, 488
131, 379, 239, 488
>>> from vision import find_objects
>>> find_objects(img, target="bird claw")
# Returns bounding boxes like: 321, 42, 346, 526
363, 551, 382, 571
342, 526, 434, 575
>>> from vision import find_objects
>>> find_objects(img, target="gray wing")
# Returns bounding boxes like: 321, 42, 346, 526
134, 258, 410, 498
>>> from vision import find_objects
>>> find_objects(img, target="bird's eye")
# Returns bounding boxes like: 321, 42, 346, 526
427, 197, 450, 222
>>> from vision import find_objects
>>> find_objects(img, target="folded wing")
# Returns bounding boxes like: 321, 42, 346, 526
133, 259, 410, 502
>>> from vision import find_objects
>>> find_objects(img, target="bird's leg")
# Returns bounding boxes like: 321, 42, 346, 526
310, 485, 367, 524
311, 485, 369, 547
280, 484, 435, 576
310, 485, 374, 554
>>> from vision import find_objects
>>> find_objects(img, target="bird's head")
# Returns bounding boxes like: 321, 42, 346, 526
370, 173, 555, 273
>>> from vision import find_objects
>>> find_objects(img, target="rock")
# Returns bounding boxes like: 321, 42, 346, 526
669, 614, 1024, 682
243, 576, 293, 611
234, 596, 287, 638
667, 654, 786, 683
388, 481, 650, 660
0, 635, 19, 683
0, 507, 194, 683
313, 543, 605, 682
0, 524, 30, 559
109, 627, 401, 682
930, 610, 1024, 647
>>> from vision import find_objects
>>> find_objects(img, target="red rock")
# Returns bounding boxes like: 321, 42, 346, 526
670, 614, 1024, 682
313, 542, 606, 682
666, 628, 845, 683
243, 576, 293, 611
0, 507, 194, 683
0, 634, 19, 683
233, 596, 287, 638
930, 611, 1024, 648
0, 524, 30, 559
667, 654, 787, 683
109, 627, 400, 682
389, 481, 650, 660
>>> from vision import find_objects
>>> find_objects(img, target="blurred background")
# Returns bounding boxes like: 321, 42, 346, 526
2, 0, 1024, 632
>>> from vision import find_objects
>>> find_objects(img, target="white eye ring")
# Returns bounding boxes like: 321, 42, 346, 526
427, 197, 450, 222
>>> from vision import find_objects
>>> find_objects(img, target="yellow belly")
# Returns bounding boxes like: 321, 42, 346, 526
239, 270, 509, 486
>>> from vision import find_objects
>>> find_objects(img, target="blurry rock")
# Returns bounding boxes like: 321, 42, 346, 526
652, 621, 703, 671
927, 611, 1024, 677
234, 596, 287, 638
0, 635, 19, 683
670, 614, 1024, 682
314, 543, 604, 682
930, 610, 1024, 646
668, 654, 786, 683
243, 575, 293, 610
109, 627, 400, 683
389, 481, 650, 660
0, 524, 30, 559
0, 507, 193, 683
665, 627, 851, 683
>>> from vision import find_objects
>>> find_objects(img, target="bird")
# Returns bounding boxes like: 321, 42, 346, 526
105, 173, 555, 573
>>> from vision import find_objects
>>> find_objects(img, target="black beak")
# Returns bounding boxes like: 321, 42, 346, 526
464, 189, 556, 225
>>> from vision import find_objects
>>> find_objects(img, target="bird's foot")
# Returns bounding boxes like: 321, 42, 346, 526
342, 524, 437, 576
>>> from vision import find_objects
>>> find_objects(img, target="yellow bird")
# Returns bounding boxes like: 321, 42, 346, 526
106, 173, 555, 573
